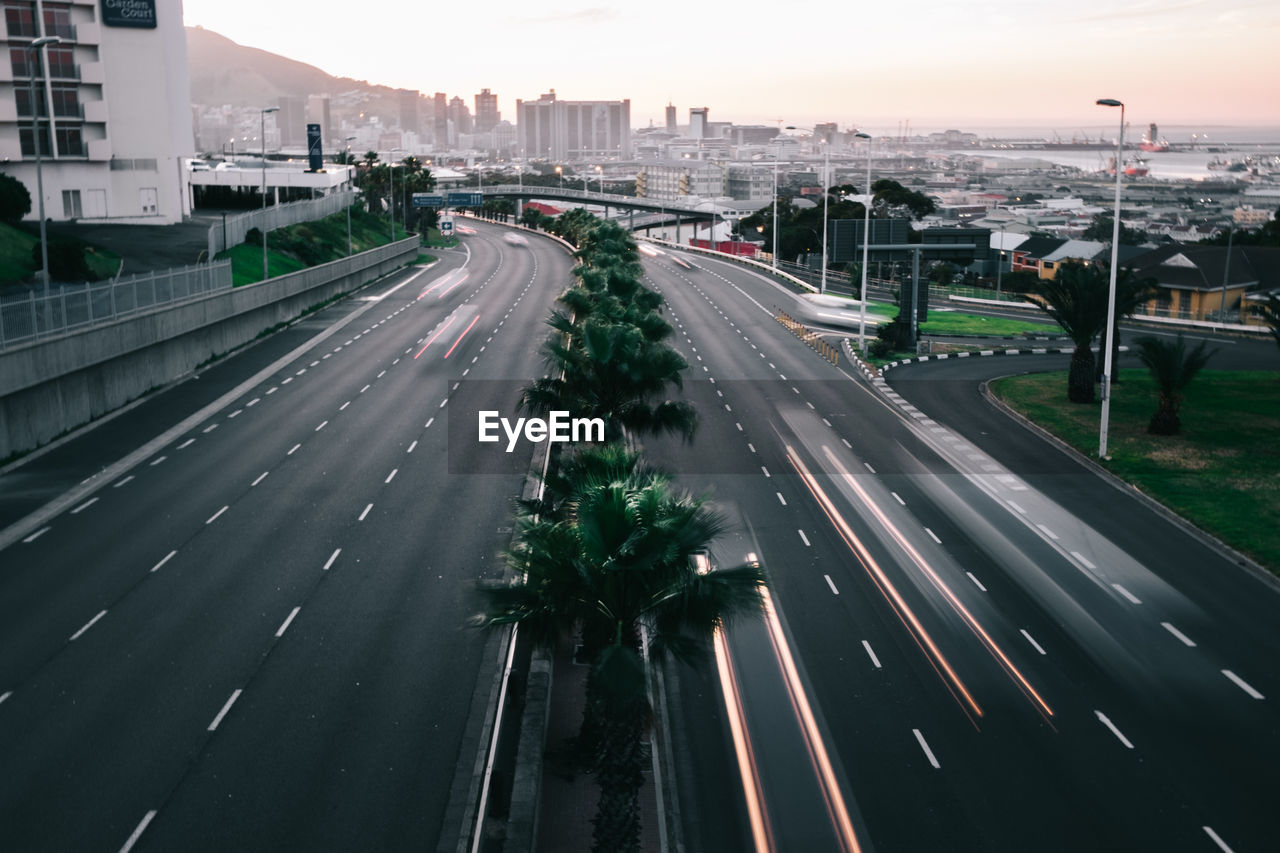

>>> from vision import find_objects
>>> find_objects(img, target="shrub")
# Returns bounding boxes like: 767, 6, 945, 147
35, 237, 93, 283
0, 173, 32, 224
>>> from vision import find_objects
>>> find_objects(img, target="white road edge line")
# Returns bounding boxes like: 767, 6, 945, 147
208, 689, 243, 731
912, 728, 941, 769
1095, 710, 1134, 748
69, 609, 107, 641
118, 810, 157, 853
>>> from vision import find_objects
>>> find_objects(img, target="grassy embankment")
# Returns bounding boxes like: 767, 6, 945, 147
0, 222, 121, 286
991, 369, 1280, 573
217, 207, 432, 286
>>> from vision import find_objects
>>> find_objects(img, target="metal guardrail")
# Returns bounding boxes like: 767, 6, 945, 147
207, 191, 359, 258
1, 261, 234, 350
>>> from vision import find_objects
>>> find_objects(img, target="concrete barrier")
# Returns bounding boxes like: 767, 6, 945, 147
0, 237, 420, 460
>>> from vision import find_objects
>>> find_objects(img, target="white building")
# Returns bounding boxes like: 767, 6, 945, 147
1, 0, 193, 224
635, 159, 724, 202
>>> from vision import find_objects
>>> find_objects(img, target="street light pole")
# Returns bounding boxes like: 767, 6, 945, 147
27, 36, 61, 296
771, 138, 779, 270
1097, 98, 1125, 459
855, 131, 872, 351
389, 147, 405, 241
344, 136, 357, 255
260, 105, 279, 282
820, 140, 829, 294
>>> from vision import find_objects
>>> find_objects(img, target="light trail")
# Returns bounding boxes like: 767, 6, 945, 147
713, 626, 775, 853
437, 271, 471, 299
820, 445, 1054, 720
443, 316, 481, 359
414, 315, 457, 358
785, 445, 984, 721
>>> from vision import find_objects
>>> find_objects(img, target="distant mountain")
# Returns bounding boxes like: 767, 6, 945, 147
186, 26, 402, 109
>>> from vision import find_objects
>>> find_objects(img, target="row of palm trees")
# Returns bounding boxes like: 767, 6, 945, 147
478, 215, 765, 852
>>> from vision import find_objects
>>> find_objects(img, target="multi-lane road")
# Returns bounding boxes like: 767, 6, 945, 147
2, 220, 1276, 852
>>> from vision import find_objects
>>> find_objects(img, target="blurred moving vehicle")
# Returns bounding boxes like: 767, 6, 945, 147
504, 233, 528, 246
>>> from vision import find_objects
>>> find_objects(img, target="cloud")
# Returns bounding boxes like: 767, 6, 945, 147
1067, 0, 1208, 23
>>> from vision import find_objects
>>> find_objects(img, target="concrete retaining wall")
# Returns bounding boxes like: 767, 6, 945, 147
0, 237, 420, 460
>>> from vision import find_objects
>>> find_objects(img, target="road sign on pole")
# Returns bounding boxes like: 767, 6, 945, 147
413, 193, 444, 208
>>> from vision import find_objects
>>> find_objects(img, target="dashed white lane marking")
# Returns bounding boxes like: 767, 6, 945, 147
1008, 500, 1027, 514
407, 440, 418, 453
360, 384, 370, 393
177, 439, 195, 450
0, 690, 10, 705
114, 476, 134, 488
1203, 826, 1236, 853
208, 689, 243, 731
1161, 622, 1197, 647
266, 386, 278, 395
69, 609, 107, 641
247, 397, 260, 407
315, 420, 328, 432
23, 527, 50, 543
798, 530, 810, 546
776, 492, 787, 506
1095, 710, 1134, 748
891, 492, 905, 506
824, 575, 840, 595
841, 439, 852, 449
862, 640, 882, 669
1222, 670, 1264, 700
736, 423, 743, 431
385, 469, 398, 484
150, 456, 167, 466
1071, 551, 1097, 570
1036, 524, 1060, 540
1020, 629, 1047, 655
761, 467, 770, 478
1112, 584, 1142, 605
151, 550, 177, 573
71, 497, 99, 514
323, 548, 341, 571
227, 410, 242, 419
275, 607, 301, 638
288, 443, 301, 455
864, 462, 875, 474
119, 810, 157, 853
359, 503, 373, 521
925, 528, 941, 544
913, 728, 942, 768
425, 417, 435, 429
340, 401, 351, 411
206, 506, 228, 525
747, 443, 756, 453
251, 472, 269, 487
966, 572, 987, 592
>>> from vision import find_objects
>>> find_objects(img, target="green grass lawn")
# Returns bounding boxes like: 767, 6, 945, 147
1, 222, 121, 286
920, 311, 1055, 337
990, 369, 1280, 573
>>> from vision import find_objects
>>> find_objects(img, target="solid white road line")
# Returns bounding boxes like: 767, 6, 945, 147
208, 689, 242, 731
824, 575, 840, 595
862, 640, 882, 669
1203, 826, 1236, 853
1020, 629, 1047, 655
1222, 670, 1264, 700
1095, 710, 1134, 748
275, 607, 301, 638
150, 550, 177, 573
1161, 622, 1197, 647
118, 810, 157, 853
69, 609, 107, 641
323, 548, 341, 571
912, 729, 941, 769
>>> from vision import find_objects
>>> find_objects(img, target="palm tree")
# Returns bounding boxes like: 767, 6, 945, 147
478, 468, 765, 853
1256, 292, 1280, 354
1132, 334, 1216, 435
1023, 262, 1109, 402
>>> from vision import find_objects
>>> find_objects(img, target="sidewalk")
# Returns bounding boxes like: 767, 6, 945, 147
534, 639, 663, 853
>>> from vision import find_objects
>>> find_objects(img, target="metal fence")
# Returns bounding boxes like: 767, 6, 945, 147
0, 261, 233, 349
207, 191, 359, 258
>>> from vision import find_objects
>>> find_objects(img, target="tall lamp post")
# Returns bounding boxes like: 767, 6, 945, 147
1097, 97, 1125, 459
854, 131, 872, 351
389, 147, 405, 240
27, 36, 62, 294
771, 137, 779, 270
260, 106, 279, 282
785, 125, 830, 292
344, 136, 356, 255
555, 164, 563, 190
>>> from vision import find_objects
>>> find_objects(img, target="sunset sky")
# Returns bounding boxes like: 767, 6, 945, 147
181, 0, 1279, 135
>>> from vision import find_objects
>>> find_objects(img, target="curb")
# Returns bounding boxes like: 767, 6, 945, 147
878, 345, 1129, 376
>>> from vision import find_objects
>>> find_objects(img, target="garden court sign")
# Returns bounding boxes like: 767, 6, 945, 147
101, 0, 156, 28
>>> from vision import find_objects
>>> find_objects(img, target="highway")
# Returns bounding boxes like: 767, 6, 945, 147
0, 221, 572, 851
638, 246, 1278, 853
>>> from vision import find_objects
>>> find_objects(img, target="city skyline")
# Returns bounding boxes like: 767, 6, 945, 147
181, 0, 1279, 133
